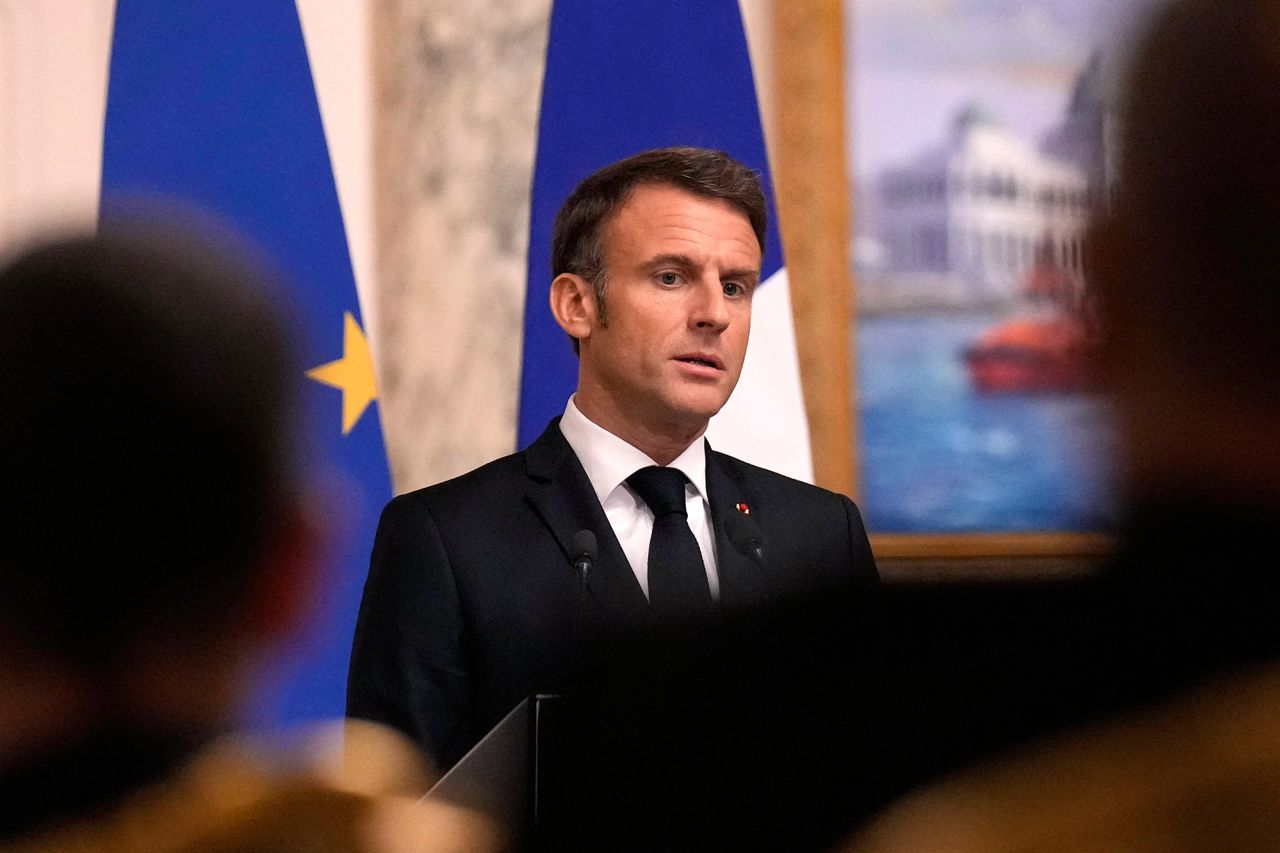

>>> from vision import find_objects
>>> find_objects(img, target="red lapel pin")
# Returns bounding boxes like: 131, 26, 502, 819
735, 502, 751, 515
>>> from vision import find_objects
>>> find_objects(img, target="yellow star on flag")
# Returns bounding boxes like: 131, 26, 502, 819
307, 312, 378, 435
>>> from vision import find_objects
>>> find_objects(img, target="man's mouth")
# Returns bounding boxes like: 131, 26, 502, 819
674, 354, 724, 370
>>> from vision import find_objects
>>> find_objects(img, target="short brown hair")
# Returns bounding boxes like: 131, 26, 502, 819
551, 147, 767, 336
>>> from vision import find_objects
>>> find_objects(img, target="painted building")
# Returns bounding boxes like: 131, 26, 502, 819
866, 103, 1090, 311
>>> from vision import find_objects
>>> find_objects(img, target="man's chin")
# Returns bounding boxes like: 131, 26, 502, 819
664, 393, 734, 429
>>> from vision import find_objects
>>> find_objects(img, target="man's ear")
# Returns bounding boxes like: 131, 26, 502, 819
549, 272, 598, 342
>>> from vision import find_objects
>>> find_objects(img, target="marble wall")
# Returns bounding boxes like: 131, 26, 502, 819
371, 0, 553, 493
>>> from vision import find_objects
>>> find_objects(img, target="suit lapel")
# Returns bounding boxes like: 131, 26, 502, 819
705, 445, 774, 607
524, 419, 649, 618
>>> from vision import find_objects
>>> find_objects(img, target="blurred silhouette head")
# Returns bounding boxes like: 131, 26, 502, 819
0, 222, 311, 719
1093, 0, 1280, 493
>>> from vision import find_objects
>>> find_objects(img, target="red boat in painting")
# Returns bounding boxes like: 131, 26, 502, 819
963, 262, 1096, 393
964, 316, 1090, 393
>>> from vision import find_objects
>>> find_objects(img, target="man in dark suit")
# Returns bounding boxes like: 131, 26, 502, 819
347, 147, 878, 770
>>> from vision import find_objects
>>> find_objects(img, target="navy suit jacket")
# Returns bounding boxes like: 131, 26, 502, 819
346, 418, 878, 768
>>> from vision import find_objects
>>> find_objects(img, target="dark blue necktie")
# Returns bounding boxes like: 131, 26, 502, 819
626, 466, 712, 614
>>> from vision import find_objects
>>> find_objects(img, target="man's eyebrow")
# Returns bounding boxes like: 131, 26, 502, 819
722, 267, 761, 285
643, 254, 760, 283
644, 252, 697, 270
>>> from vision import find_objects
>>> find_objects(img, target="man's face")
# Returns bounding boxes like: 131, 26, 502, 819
576, 183, 760, 440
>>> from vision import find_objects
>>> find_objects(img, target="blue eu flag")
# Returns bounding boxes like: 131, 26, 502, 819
100, 1, 391, 726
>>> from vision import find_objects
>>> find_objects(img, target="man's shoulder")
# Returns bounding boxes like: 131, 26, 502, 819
710, 448, 852, 507
390, 418, 574, 516
389, 449, 531, 515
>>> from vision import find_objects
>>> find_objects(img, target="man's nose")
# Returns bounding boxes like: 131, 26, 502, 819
690, 276, 730, 331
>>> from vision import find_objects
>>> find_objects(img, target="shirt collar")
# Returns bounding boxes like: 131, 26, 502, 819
559, 396, 709, 506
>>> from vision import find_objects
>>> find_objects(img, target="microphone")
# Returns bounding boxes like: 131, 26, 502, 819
724, 511, 766, 568
569, 531, 598, 674
571, 529, 598, 586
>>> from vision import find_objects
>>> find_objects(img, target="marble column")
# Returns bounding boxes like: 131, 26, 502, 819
370, 0, 552, 493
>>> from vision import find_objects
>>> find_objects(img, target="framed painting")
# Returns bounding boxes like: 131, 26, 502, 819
846, 0, 1156, 557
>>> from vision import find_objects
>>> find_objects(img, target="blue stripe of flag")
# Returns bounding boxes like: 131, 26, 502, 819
100, 1, 391, 727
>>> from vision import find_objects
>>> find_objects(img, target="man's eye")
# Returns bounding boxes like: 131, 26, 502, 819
657, 272, 680, 285
723, 282, 743, 297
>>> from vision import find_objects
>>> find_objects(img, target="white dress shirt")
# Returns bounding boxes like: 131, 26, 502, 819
558, 396, 720, 600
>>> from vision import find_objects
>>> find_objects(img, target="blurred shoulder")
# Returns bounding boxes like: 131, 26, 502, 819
5, 722, 504, 853
842, 664, 1280, 853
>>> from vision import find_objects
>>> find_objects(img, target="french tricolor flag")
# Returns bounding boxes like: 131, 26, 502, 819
518, 0, 813, 482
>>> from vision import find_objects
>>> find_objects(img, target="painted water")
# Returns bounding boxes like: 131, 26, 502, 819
859, 311, 1117, 533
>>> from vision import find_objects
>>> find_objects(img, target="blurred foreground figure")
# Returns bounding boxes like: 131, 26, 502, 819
848, 0, 1280, 849
0, 226, 499, 851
